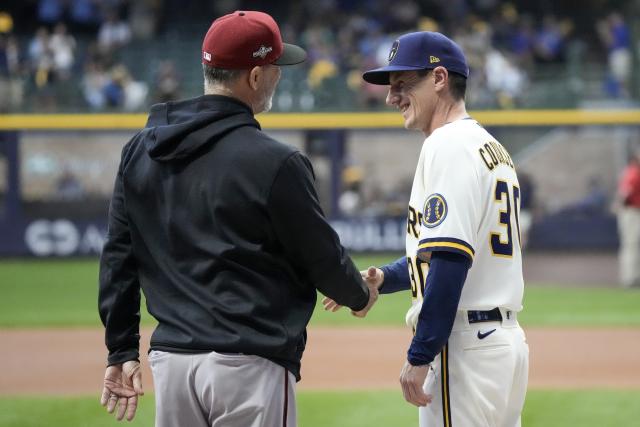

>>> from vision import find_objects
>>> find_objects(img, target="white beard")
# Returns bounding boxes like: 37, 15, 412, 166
263, 95, 273, 113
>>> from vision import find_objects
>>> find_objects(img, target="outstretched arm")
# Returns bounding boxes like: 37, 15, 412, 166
267, 152, 371, 311
322, 256, 410, 314
379, 256, 411, 293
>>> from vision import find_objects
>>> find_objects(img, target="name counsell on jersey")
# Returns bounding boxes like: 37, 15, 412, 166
478, 140, 514, 171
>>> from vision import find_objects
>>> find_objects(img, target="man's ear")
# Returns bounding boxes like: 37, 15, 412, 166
433, 66, 448, 92
248, 66, 262, 91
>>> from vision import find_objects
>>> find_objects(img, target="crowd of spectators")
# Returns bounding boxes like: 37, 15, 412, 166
1, 0, 157, 112
0, 0, 635, 113
597, 11, 632, 99
290, 1, 632, 110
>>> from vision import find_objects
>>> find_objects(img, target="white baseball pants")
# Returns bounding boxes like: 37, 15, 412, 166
419, 309, 529, 427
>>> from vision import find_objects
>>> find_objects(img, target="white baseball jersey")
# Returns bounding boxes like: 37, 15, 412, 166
405, 118, 524, 328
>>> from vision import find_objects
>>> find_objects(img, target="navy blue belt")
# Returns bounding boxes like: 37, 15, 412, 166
468, 307, 502, 323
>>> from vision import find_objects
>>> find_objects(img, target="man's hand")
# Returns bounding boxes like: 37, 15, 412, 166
399, 361, 432, 407
322, 266, 384, 317
361, 266, 384, 289
351, 276, 379, 317
100, 360, 144, 421
322, 266, 384, 315
350, 266, 383, 317
322, 296, 343, 312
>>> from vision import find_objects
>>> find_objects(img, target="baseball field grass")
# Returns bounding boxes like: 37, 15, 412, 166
1, 258, 640, 328
1, 390, 639, 427
1, 257, 639, 427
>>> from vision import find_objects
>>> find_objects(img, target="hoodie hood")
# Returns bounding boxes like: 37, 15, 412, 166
143, 95, 260, 162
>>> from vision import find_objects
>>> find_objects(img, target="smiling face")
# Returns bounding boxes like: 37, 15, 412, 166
386, 70, 435, 134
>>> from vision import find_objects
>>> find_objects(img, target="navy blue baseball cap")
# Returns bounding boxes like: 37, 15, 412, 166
363, 31, 469, 85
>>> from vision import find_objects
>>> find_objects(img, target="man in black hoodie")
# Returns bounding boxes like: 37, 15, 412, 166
98, 10, 377, 427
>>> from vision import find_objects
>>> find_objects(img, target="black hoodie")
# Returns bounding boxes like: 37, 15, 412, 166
98, 95, 369, 380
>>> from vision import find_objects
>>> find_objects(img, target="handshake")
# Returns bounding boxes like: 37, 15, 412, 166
322, 266, 383, 317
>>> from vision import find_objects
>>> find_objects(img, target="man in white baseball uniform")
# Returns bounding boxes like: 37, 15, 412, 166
327, 31, 529, 426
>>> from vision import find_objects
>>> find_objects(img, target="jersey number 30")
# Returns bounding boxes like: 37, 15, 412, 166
490, 180, 520, 257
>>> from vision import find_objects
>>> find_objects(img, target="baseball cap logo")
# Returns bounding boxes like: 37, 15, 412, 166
253, 45, 273, 59
388, 40, 399, 62
203, 52, 212, 61
429, 55, 440, 63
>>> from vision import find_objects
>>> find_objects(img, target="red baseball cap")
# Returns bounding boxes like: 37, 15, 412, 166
202, 10, 306, 69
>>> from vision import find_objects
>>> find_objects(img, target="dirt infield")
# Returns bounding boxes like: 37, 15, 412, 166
1, 326, 639, 396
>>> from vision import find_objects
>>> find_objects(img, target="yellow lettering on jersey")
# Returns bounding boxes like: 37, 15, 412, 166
408, 255, 428, 300
484, 143, 499, 167
490, 179, 514, 258
408, 257, 418, 298
479, 147, 494, 171
490, 141, 505, 164
478, 141, 515, 171
489, 140, 515, 169
407, 205, 420, 239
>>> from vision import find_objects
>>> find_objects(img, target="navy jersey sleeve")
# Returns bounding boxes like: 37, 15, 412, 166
379, 257, 411, 294
407, 251, 470, 366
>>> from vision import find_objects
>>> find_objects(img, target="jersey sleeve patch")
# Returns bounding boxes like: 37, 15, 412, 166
422, 193, 448, 228
417, 237, 475, 262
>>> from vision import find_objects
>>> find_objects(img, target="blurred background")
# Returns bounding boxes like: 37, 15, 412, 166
1, 0, 640, 286
1, 0, 639, 112
0, 1, 640, 426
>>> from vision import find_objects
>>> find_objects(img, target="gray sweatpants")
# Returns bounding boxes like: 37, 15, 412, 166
149, 350, 297, 427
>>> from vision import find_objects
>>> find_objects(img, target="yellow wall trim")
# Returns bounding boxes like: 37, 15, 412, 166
1, 110, 639, 130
